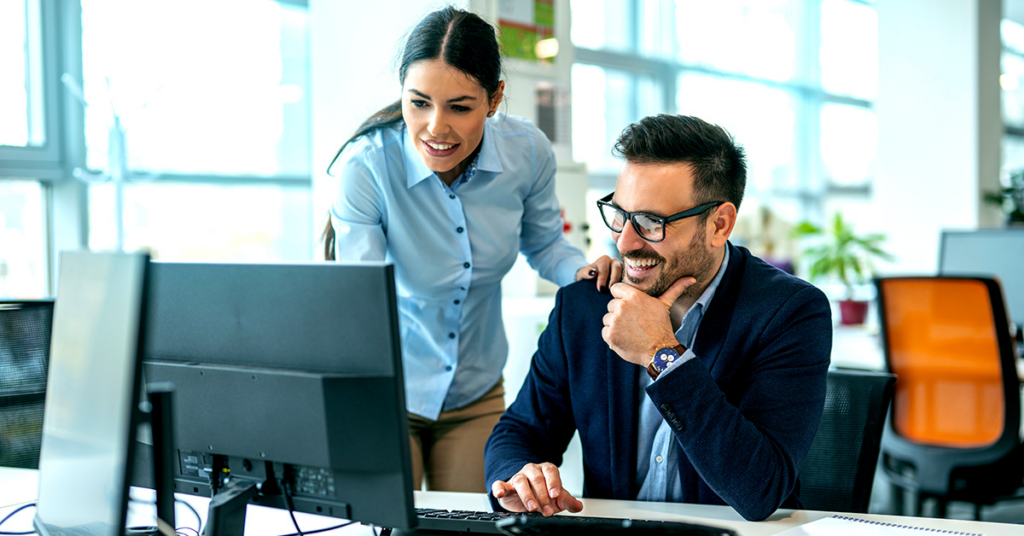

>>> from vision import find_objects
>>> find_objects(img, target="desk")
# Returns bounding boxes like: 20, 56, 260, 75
0, 468, 1018, 536
830, 324, 1024, 379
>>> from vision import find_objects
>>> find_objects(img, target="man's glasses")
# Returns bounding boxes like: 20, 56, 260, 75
596, 192, 724, 243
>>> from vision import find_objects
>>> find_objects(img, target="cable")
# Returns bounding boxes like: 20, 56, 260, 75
0, 503, 36, 535
274, 469, 358, 536
125, 495, 201, 536
209, 455, 225, 496
275, 521, 357, 536
175, 499, 203, 536
281, 482, 305, 536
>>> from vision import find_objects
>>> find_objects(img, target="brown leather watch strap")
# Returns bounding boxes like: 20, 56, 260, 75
646, 343, 686, 380
646, 360, 662, 380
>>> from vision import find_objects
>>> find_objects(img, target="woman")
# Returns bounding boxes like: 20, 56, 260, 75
322, 6, 620, 492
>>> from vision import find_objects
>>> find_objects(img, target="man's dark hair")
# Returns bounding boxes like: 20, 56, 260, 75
612, 114, 747, 214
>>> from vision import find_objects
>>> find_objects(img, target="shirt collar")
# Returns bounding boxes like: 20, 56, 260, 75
401, 119, 504, 189
475, 118, 503, 173
677, 246, 730, 345
402, 125, 436, 188
695, 246, 729, 309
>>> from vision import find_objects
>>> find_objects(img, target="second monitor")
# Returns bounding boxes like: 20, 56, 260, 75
141, 261, 415, 532
939, 229, 1024, 330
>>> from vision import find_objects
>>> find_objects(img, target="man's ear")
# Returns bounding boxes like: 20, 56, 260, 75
708, 202, 737, 248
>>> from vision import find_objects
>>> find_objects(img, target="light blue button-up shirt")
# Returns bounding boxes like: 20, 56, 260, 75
329, 113, 587, 420
635, 247, 730, 501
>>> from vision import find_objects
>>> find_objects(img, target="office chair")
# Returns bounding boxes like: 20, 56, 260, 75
799, 369, 896, 513
875, 277, 1024, 520
0, 299, 53, 469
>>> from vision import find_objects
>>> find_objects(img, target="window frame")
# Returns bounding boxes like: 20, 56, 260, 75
1, 0, 313, 296
1002, 20, 1024, 179
0, 0, 87, 297
570, 0, 876, 222
0, 0, 64, 175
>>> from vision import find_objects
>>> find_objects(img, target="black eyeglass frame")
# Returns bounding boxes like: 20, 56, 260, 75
596, 192, 725, 243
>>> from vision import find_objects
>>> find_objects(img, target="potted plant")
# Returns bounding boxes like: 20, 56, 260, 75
792, 212, 894, 325
983, 171, 1024, 225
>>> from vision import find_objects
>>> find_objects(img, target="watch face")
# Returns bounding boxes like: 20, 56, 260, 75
653, 347, 681, 371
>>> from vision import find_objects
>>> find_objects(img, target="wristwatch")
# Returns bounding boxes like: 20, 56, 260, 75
646, 344, 687, 380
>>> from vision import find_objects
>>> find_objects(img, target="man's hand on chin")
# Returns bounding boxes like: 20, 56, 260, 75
491, 462, 584, 515
602, 276, 695, 365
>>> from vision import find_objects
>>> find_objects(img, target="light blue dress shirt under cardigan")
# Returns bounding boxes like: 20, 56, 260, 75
636, 246, 730, 502
329, 113, 587, 421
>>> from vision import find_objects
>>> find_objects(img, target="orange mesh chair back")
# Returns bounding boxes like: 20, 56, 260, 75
876, 276, 1022, 516
878, 278, 1005, 448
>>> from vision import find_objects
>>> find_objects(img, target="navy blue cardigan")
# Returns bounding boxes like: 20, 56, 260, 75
484, 243, 832, 521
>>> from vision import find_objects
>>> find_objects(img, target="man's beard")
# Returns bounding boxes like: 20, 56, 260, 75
623, 227, 715, 299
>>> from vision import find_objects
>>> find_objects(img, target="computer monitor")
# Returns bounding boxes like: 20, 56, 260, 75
0, 299, 54, 470
139, 261, 414, 534
939, 229, 1024, 329
33, 252, 150, 536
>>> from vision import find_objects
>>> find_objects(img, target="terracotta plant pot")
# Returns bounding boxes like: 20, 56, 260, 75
839, 299, 869, 326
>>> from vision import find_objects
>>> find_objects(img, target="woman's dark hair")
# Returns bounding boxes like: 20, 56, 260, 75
322, 6, 503, 260
612, 114, 747, 221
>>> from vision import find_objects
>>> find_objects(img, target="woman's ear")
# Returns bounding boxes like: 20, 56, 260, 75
489, 81, 505, 115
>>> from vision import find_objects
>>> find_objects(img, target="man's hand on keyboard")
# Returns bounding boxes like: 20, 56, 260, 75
491, 462, 584, 516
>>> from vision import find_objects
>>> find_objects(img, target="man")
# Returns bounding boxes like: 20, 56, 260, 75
484, 115, 832, 521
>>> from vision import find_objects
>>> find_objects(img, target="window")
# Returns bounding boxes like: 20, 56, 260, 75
677, 73, 799, 191
1002, 19, 1024, 178
570, 0, 633, 54
88, 182, 310, 262
79, 0, 312, 261
819, 0, 878, 100
820, 103, 877, 187
571, 64, 661, 171
675, 0, 799, 83
1, 0, 55, 297
0, 180, 48, 298
0, 0, 45, 149
571, 0, 878, 259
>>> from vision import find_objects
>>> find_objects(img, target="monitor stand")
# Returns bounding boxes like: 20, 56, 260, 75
148, 384, 177, 531
206, 479, 259, 536
128, 384, 177, 536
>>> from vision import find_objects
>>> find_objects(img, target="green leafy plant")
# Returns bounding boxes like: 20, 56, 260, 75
983, 171, 1024, 224
792, 212, 894, 300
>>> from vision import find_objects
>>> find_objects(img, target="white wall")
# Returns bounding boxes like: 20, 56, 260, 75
874, 0, 1002, 274
308, 0, 467, 257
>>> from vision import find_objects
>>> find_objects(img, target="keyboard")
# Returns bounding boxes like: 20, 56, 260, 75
413, 508, 737, 535
414, 508, 514, 533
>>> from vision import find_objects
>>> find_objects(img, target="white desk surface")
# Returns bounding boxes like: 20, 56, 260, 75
830, 324, 1024, 379
1, 468, 1019, 536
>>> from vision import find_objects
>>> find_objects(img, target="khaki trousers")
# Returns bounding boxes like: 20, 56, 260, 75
407, 380, 505, 492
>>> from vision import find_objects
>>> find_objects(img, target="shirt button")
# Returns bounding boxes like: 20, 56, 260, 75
656, 455, 664, 463
456, 227, 464, 233
454, 299, 461, 305
445, 365, 452, 371
448, 332, 456, 339
449, 194, 456, 199
463, 262, 470, 269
